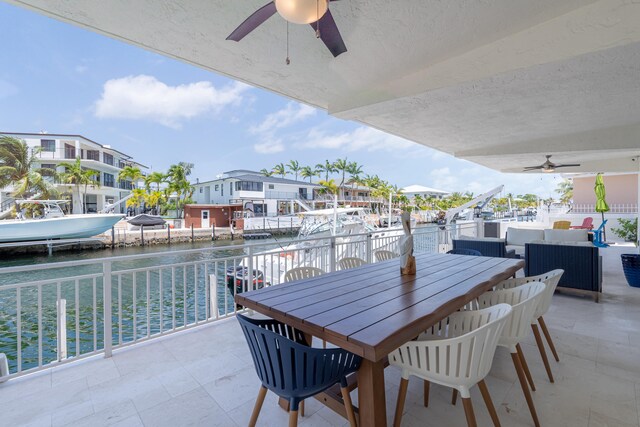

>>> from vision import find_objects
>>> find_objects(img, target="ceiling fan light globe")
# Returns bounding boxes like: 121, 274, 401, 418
275, 0, 328, 24
543, 168, 555, 173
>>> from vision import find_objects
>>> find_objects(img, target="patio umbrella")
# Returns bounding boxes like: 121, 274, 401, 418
594, 173, 609, 241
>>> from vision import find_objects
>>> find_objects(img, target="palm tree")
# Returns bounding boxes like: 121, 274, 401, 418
287, 160, 301, 181
144, 171, 165, 192
555, 179, 573, 205
59, 157, 100, 214
333, 158, 348, 186
166, 163, 194, 218
118, 165, 143, 188
272, 163, 287, 179
260, 168, 273, 177
127, 188, 147, 210
0, 135, 57, 200
317, 179, 339, 196
347, 161, 364, 192
316, 160, 336, 182
300, 166, 319, 183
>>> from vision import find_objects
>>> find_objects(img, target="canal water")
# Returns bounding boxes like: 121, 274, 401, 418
0, 236, 299, 374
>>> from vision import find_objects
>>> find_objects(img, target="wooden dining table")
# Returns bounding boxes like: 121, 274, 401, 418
235, 252, 525, 427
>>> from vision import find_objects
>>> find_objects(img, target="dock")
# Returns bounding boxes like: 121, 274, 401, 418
242, 232, 272, 240
0, 238, 104, 256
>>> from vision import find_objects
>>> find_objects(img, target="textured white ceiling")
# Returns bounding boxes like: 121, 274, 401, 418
8, 0, 640, 173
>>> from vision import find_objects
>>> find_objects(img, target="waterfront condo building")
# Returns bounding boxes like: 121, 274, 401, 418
0, 132, 147, 215
192, 170, 319, 217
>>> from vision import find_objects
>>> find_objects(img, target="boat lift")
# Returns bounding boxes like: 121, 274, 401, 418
444, 185, 504, 225
101, 193, 133, 214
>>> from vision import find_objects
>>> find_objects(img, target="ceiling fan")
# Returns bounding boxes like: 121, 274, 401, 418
226, 0, 347, 58
523, 155, 581, 173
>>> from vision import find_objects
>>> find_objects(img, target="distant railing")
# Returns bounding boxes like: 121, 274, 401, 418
0, 222, 477, 380
264, 191, 313, 201
0, 197, 15, 213
572, 203, 637, 214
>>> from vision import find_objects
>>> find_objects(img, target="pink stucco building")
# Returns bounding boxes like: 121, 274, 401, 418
572, 173, 638, 213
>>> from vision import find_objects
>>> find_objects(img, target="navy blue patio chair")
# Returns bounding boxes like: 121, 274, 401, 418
447, 248, 483, 256
237, 314, 361, 427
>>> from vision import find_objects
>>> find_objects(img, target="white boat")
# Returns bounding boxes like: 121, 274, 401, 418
227, 207, 405, 291
0, 200, 124, 243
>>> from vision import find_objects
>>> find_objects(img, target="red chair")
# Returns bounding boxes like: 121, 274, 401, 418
570, 217, 593, 230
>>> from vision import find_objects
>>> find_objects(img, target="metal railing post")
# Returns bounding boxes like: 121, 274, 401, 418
247, 245, 254, 292
365, 234, 373, 263
56, 299, 67, 361
103, 260, 113, 358
209, 274, 218, 320
329, 236, 337, 272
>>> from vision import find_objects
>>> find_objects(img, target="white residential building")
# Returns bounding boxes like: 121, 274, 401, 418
192, 170, 319, 216
401, 184, 450, 199
0, 132, 147, 214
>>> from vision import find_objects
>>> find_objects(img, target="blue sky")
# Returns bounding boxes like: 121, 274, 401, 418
0, 2, 562, 197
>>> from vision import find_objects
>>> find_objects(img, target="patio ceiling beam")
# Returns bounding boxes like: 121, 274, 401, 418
455, 122, 640, 159
330, 0, 640, 119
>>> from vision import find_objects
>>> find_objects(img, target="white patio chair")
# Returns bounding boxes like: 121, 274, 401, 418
495, 269, 564, 383
389, 304, 513, 427
283, 266, 325, 283
338, 257, 366, 270
374, 250, 397, 262
461, 281, 546, 427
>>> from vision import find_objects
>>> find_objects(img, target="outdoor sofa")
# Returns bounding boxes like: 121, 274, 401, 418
525, 242, 602, 302
453, 227, 602, 302
452, 236, 516, 258
506, 228, 590, 257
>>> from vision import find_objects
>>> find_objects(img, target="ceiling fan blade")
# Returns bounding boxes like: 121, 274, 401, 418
555, 164, 581, 168
226, 2, 277, 42
310, 9, 347, 57
523, 166, 542, 171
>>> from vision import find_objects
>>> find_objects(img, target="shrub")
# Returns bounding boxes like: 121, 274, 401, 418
612, 218, 638, 245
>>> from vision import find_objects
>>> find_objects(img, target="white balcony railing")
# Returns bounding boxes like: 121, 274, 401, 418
0, 222, 478, 381
572, 203, 638, 214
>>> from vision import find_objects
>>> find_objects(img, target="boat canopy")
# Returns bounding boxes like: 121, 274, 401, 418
127, 214, 166, 226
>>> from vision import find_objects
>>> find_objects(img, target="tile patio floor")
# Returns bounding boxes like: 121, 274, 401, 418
2, 245, 640, 426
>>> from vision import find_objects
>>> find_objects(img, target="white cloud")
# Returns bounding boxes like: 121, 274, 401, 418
250, 101, 316, 153
94, 75, 250, 128
254, 138, 285, 154
296, 126, 416, 152
250, 102, 316, 135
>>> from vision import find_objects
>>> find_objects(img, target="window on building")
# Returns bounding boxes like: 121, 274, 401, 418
85, 194, 98, 213
118, 161, 126, 169
40, 139, 55, 152
199, 187, 203, 193
215, 184, 219, 191
103, 153, 114, 166
119, 180, 133, 190
86, 150, 100, 161
104, 173, 115, 187
230, 182, 233, 195
268, 184, 275, 189
234, 181, 263, 192
64, 143, 76, 159
40, 164, 56, 182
